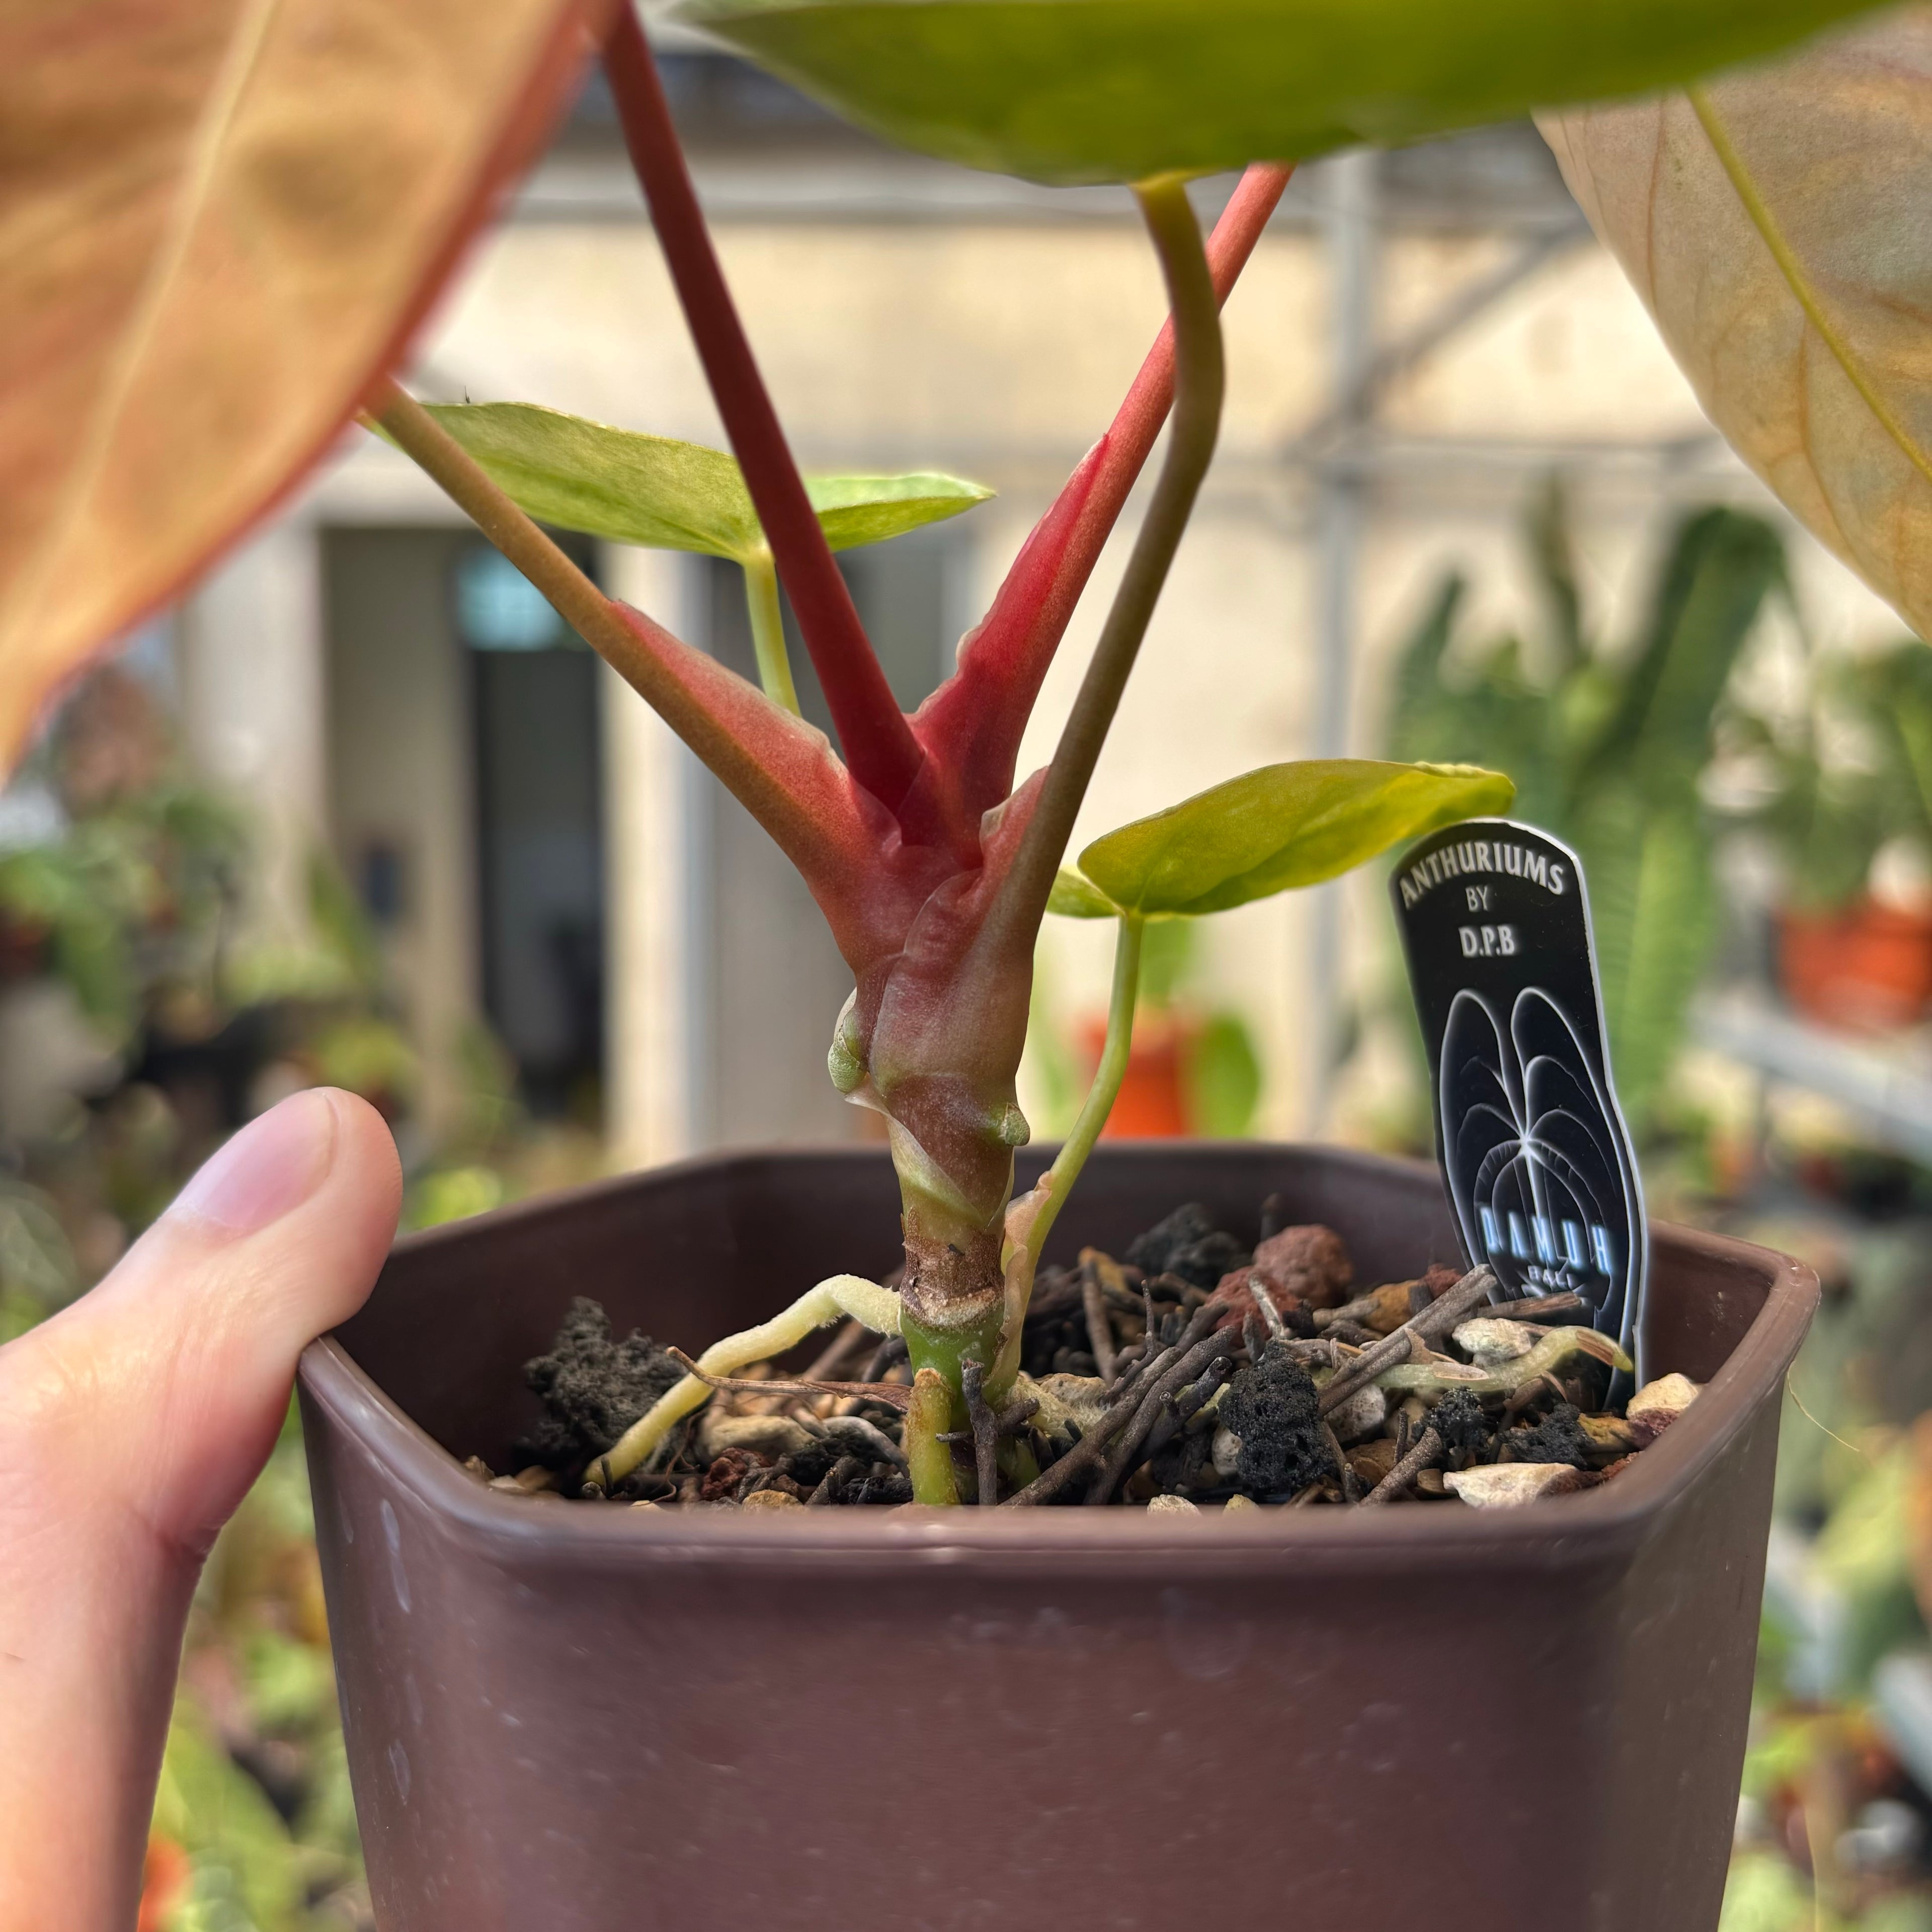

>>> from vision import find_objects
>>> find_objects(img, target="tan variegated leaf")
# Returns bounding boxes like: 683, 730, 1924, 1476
1540, 10, 1932, 641
0, 0, 612, 769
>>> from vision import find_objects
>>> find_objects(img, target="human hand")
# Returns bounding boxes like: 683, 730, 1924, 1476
0, 1088, 401, 1930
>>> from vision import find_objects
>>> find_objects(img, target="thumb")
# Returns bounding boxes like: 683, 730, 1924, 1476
0, 1086, 401, 1932
58, 1085, 404, 1549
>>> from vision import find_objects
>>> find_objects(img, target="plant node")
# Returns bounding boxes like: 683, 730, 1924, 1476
901, 1224, 1004, 1334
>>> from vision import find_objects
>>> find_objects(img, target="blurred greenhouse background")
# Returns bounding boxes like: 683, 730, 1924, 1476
12, 28, 1932, 1930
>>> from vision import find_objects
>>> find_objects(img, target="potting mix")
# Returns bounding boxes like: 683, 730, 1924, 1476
467, 1196, 1694, 1512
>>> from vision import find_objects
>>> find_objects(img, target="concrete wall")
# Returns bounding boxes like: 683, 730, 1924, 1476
321, 527, 480, 1138
600, 545, 697, 1168
176, 522, 328, 956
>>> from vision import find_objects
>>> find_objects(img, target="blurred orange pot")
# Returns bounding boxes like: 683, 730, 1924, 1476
1078, 1013, 1189, 1138
137, 1836, 191, 1932
1777, 899, 1932, 1031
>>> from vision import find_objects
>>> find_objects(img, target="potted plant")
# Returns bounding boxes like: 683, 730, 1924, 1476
9, 0, 1880, 1925
298, 13, 1833, 1927
1729, 641, 1932, 1031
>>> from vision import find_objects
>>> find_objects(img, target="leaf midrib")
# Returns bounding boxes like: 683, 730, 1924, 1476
1689, 84, 1932, 500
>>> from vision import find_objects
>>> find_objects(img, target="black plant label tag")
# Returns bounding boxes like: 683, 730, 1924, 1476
1389, 818, 1647, 1381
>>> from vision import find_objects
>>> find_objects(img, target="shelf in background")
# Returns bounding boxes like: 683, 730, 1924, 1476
1695, 986, 1932, 1167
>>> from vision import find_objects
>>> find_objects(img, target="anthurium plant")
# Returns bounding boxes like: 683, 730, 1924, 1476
3, 0, 1882, 1505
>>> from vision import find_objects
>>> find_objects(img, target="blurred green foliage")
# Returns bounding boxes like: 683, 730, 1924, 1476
1720, 1197, 1932, 1931
1028, 916, 1265, 1140
0, 664, 606, 1928
1722, 1850, 1932, 1932
0, 783, 246, 1046
149, 1413, 370, 1930
1132, 918, 1263, 1138
1183, 1012, 1263, 1139
1730, 639, 1932, 915
1136, 927, 1259, 1136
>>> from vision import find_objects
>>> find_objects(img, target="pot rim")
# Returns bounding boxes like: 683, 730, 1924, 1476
298, 1142, 1817, 1577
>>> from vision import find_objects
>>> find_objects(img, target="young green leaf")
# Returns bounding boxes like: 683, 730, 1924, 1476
422, 402, 990, 560
1076, 760, 1514, 919
1541, 10, 1932, 642
1046, 868, 1121, 919
807, 472, 996, 551
681, 0, 1883, 186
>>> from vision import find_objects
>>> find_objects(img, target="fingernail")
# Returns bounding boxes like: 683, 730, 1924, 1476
170, 1089, 340, 1234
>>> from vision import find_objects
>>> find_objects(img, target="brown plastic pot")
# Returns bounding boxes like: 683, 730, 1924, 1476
299, 1143, 1816, 1932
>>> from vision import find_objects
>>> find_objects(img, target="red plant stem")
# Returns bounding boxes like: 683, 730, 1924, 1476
367, 382, 867, 887
603, 11, 925, 818
915, 164, 1292, 819
1106, 165, 1290, 501
1014, 166, 1293, 696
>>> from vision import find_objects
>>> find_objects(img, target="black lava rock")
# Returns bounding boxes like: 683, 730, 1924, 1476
1219, 1341, 1328, 1496
1428, 1388, 1491, 1454
1125, 1202, 1250, 1290
518, 1297, 685, 1468
1506, 1401, 1591, 1469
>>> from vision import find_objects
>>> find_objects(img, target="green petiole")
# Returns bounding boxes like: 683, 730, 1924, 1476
993, 912, 1144, 1388
741, 545, 802, 715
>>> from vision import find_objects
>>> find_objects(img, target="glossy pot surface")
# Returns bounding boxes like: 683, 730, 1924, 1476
300, 1142, 1816, 1932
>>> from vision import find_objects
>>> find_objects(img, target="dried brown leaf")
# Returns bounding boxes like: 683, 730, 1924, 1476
1540, 10, 1932, 640
0, 0, 611, 767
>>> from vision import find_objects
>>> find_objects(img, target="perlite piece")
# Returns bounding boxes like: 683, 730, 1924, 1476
1626, 1373, 1700, 1443
1452, 1317, 1545, 1367
1445, 1463, 1585, 1508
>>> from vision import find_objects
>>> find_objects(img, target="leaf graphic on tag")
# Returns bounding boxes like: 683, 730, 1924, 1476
1440, 987, 1643, 1366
